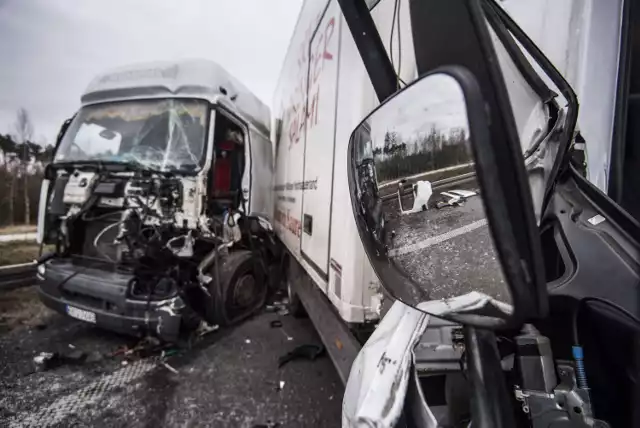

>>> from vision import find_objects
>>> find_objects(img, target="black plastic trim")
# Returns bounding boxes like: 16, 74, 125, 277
337, 0, 398, 102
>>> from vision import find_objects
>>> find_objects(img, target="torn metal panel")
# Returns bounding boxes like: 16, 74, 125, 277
342, 300, 429, 428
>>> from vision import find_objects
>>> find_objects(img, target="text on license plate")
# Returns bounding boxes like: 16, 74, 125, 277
66, 305, 97, 324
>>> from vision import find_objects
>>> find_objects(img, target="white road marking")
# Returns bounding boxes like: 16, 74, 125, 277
389, 219, 488, 257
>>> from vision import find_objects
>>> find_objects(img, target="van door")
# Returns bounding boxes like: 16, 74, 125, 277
300, 0, 342, 279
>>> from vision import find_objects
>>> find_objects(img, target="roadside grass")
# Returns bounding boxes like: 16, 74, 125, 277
0, 286, 53, 333
0, 225, 37, 236
0, 242, 51, 266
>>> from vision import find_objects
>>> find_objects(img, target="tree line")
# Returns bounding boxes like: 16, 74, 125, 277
374, 126, 473, 182
0, 108, 56, 227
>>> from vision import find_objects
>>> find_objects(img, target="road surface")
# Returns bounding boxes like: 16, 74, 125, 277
380, 178, 510, 305
0, 288, 342, 428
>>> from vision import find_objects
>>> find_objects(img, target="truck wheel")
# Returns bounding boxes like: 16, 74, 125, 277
285, 260, 307, 318
211, 251, 267, 326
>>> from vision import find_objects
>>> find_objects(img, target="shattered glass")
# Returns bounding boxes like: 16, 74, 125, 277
55, 98, 208, 173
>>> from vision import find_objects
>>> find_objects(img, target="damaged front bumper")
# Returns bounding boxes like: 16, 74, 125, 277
37, 260, 186, 342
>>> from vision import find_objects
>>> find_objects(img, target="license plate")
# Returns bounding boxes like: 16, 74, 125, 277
66, 305, 97, 324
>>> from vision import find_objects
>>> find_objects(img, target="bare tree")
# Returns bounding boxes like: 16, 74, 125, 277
14, 108, 34, 225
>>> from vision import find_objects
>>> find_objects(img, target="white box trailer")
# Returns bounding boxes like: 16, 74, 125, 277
272, 0, 623, 382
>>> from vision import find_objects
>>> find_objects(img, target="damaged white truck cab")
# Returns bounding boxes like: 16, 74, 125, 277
36, 59, 278, 341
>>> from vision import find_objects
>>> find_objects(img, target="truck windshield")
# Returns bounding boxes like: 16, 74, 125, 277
54, 98, 209, 173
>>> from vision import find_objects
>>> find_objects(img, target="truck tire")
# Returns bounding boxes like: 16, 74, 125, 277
209, 250, 267, 326
285, 256, 307, 318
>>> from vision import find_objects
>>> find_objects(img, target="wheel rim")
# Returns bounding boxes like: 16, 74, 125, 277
233, 274, 256, 308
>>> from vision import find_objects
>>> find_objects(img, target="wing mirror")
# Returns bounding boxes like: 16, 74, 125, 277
348, 67, 546, 329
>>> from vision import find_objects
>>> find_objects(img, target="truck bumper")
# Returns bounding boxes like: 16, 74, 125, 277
37, 260, 184, 342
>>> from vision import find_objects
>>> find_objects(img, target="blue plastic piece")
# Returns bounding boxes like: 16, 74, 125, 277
573, 345, 589, 390
572, 345, 584, 359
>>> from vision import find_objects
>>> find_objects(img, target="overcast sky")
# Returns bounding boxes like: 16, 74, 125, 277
369, 73, 469, 148
0, 0, 301, 144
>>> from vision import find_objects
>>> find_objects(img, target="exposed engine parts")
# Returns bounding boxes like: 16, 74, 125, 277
40, 165, 279, 340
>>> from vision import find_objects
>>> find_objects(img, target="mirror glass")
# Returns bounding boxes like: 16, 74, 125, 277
350, 73, 512, 318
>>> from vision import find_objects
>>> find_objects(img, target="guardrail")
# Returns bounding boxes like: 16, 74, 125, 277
0, 262, 37, 292
380, 172, 476, 201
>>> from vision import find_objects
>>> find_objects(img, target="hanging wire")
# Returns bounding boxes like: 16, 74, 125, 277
389, 0, 407, 88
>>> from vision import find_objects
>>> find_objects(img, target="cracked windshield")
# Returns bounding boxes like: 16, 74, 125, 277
55, 99, 208, 172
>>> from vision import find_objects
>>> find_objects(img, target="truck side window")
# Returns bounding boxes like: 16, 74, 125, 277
209, 112, 246, 215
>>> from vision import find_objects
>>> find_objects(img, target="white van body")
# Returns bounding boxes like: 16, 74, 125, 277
272, 0, 623, 328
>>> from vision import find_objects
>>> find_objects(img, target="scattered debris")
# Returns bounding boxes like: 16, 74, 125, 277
162, 361, 179, 374
278, 345, 324, 367
162, 349, 180, 358
196, 321, 220, 337
245, 339, 251, 344
276, 308, 290, 317
111, 346, 129, 357
270, 320, 283, 328
273, 380, 285, 391
278, 327, 293, 342
267, 299, 289, 315
33, 352, 57, 372
68, 344, 76, 349
121, 360, 129, 366
278, 344, 325, 368
33, 348, 91, 371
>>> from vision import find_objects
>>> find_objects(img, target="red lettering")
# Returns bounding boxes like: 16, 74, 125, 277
275, 208, 302, 237
323, 18, 335, 61
280, 15, 336, 151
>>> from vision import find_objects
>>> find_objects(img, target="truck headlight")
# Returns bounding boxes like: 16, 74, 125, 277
37, 264, 46, 276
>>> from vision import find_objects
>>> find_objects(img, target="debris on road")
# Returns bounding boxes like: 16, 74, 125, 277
277, 308, 289, 317
245, 339, 251, 344
266, 298, 289, 316
161, 348, 181, 358
196, 321, 219, 337
270, 320, 283, 328
33, 348, 92, 371
278, 344, 325, 368
162, 361, 179, 374
33, 351, 56, 372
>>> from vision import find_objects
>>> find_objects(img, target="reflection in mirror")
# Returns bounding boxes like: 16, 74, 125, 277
351, 73, 512, 318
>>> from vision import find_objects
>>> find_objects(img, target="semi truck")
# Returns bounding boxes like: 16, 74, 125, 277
272, 0, 625, 384
35, 59, 280, 341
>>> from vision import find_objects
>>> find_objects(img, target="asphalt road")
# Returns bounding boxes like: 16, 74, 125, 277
381, 179, 510, 305
0, 288, 343, 428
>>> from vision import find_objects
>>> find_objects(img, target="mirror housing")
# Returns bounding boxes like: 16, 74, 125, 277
348, 66, 546, 329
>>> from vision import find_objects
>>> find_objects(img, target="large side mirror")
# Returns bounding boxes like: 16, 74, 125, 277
348, 67, 545, 329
